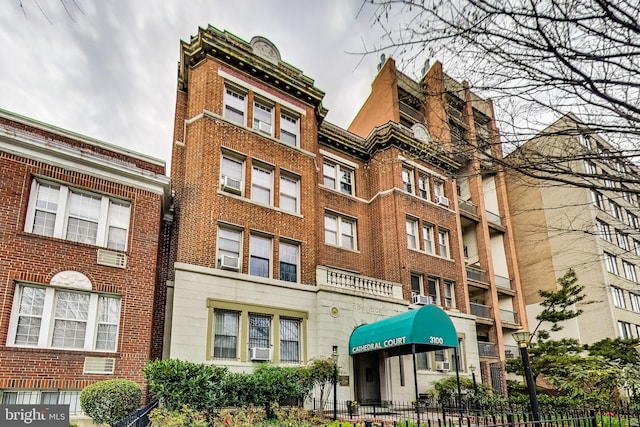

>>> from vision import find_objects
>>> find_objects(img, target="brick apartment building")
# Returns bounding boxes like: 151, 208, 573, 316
0, 109, 170, 421
165, 25, 528, 401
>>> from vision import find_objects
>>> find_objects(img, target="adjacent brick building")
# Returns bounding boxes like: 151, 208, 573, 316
165, 25, 527, 402
0, 109, 170, 422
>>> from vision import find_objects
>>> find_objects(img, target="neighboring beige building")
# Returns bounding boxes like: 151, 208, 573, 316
506, 114, 640, 344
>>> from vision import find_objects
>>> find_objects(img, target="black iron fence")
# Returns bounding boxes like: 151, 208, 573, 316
112, 399, 158, 427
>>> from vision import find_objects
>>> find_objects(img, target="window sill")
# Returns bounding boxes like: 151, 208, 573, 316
216, 189, 304, 218
319, 185, 360, 201
324, 243, 360, 254
2, 345, 119, 357
18, 231, 129, 255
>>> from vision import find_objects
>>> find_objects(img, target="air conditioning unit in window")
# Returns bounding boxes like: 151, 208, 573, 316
435, 361, 451, 372
435, 195, 449, 207
220, 255, 240, 270
221, 176, 242, 194
250, 347, 272, 361
412, 294, 434, 306
258, 121, 272, 134
97, 249, 127, 269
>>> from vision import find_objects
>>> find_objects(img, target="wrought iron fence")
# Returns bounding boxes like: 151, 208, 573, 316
112, 399, 158, 427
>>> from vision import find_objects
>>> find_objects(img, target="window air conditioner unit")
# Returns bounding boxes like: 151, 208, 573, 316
435, 361, 451, 372
258, 121, 272, 134
97, 249, 127, 269
412, 294, 434, 305
435, 195, 449, 207
250, 347, 272, 361
220, 255, 240, 270
221, 176, 242, 194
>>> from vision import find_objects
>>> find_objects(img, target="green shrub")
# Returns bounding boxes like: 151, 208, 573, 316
80, 379, 141, 426
148, 405, 208, 427
144, 359, 228, 412
252, 364, 304, 417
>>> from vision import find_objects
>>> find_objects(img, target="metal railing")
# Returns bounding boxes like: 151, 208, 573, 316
495, 274, 513, 290
500, 309, 519, 325
470, 302, 493, 319
458, 198, 478, 216
504, 345, 520, 359
113, 399, 158, 427
467, 266, 490, 284
486, 210, 503, 226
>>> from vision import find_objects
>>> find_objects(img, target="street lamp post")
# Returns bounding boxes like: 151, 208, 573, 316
512, 331, 540, 426
332, 346, 338, 421
470, 364, 478, 395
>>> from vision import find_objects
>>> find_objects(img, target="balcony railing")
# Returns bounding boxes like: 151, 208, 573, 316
316, 266, 403, 299
466, 266, 489, 285
499, 309, 519, 325
458, 198, 478, 216
504, 345, 520, 360
478, 341, 498, 358
485, 210, 503, 227
470, 302, 493, 319
495, 274, 513, 290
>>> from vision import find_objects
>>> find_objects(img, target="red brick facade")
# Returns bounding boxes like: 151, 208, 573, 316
0, 112, 169, 397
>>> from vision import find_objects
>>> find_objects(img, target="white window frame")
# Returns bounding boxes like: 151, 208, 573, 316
213, 309, 240, 359
402, 167, 414, 194
617, 230, 630, 250
438, 229, 450, 259
249, 234, 272, 278
426, 277, 439, 304
7, 284, 121, 352
217, 225, 242, 269
418, 173, 430, 200
220, 153, 245, 196
279, 173, 300, 214
605, 252, 619, 274
623, 260, 637, 282
324, 213, 356, 250
423, 224, 435, 254
591, 190, 605, 209
630, 293, 640, 313
612, 286, 626, 308
25, 180, 131, 251
597, 220, 612, 242
253, 99, 273, 136
323, 160, 354, 195
410, 273, 424, 299
604, 179, 616, 188
251, 164, 274, 205
610, 201, 623, 220
443, 280, 455, 308
434, 180, 445, 198
584, 160, 597, 175
224, 85, 247, 126
406, 217, 419, 250
280, 112, 300, 146
618, 321, 632, 339
634, 239, 640, 256
629, 213, 640, 230
279, 241, 300, 283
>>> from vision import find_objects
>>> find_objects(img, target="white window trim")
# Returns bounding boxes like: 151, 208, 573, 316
423, 224, 435, 254
402, 166, 415, 194
223, 84, 247, 126
216, 224, 243, 270
438, 229, 451, 259
279, 240, 300, 283
25, 180, 131, 250
612, 286, 625, 308
251, 164, 274, 205
7, 284, 120, 352
279, 173, 300, 214
406, 218, 419, 250
253, 99, 274, 136
280, 111, 300, 147
324, 212, 357, 250
249, 234, 273, 279
322, 159, 355, 196
623, 260, 638, 282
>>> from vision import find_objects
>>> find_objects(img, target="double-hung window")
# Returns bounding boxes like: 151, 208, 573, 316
617, 230, 630, 250
610, 201, 623, 221
630, 293, 640, 313
444, 280, 455, 308
213, 309, 240, 359
623, 260, 637, 282
224, 86, 246, 125
438, 229, 450, 258
418, 174, 430, 200
591, 190, 605, 209
597, 220, 612, 241
10, 285, 120, 351
423, 224, 435, 254
402, 167, 414, 193
612, 286, 625, 308
280, 113, 299, 146
249, 313, 271, 349
220, 154, 244, 195
324, 213, 356, 250
251, 165, 273, 205
253, 100, 273, 135
249, 235, 272, 278
279, 173, 299, 214
584, 160, 597, 175
635, 240, 640, 256
279, 241, 299, 283
323, 161, 354, 195
434, 181, 445, 198
604, 179, 616, 189
280, 317, 301, 362
427, 277, 439, 302
618, 321, 632, 339
629, 213, 640, 230
406, 218, 419, 250
26, 181, 131, 250
604, 252, 619, 274
217, 226, 242, 270
411, 273, 423, 300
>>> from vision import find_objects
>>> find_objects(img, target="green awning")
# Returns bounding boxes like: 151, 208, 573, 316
349, 305, 458, 355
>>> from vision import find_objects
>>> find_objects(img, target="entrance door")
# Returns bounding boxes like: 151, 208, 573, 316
354, 352, 381, 405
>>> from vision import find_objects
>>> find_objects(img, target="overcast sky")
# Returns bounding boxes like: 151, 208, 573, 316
0, 1, 393, 172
